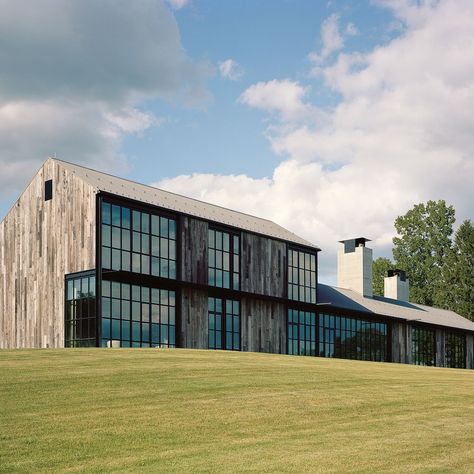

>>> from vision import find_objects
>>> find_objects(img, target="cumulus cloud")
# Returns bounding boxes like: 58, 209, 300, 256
0, 0, 210, 205
219, 59, 244, 81
238, 79, 319, 123
157, 0, 474, 282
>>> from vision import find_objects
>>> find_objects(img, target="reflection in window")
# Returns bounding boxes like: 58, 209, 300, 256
288, 309, 316, 356
318, 313, 387, 362
101, 201, 176, 279
208, 297, 240, 350
65, 273, 96, 347
412, 327, 436, 366
288, 248, 317, 303
445, 332, 465, 368
208, 229, 240, 290
101, 280, 176, 348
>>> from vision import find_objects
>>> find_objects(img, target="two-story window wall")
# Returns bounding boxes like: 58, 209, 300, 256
208, 228, 240, 290
101, 201, 177, 278
445, 332, 466, 369
412, 327, 436, 366
101, 280, 176, 348
65, 272, 96, 347
288, 247, 317, 304
208, 297, 240, 351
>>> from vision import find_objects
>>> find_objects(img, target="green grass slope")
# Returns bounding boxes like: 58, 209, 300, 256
1, 349, 473, 473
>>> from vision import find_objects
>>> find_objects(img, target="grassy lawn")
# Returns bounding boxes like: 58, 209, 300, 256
1, 349, 473, 473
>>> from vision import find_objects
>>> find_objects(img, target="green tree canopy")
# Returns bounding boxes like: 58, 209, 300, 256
392, 200, 455, 306
438, 220, 474, 321
372, 257, 393, 297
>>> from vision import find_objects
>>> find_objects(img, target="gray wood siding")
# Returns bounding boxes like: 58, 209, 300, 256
391, 321, 406, 364
0, 159, 96, 348
241, 297, 286, 354
179, 288, 208, 349
435, 329, 446, 367
241, 232, 286, 298
179, 216, 208, 285
466, 334, 473, 369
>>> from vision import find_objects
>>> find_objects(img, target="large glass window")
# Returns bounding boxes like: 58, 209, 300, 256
208, 297, 240, 350
288, 248, 317, 303
208, 229, 240, 290
318, 313, 387, 362
288, 309, 316, 356
445, 332, 465, 369
65, 273, 96, 347
101, 201, 176, 279
101, 280, 176, 348
412, 327, 436, 366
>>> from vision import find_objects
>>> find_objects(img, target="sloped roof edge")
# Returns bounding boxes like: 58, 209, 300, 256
53, 158, 320, 249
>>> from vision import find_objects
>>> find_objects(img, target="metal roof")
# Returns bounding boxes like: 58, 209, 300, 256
318, 283, 474, 332
53, 158, 319, 249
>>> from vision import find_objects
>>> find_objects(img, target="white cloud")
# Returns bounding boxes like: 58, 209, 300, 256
308, 14, 344, 66
0, 0, 210, 206
157, 0, 474, 283
166, 0, 189, 9
238, 79, 318, 123
219, 59, 244, 81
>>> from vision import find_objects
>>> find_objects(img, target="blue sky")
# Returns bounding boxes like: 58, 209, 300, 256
0, 0, 473, 283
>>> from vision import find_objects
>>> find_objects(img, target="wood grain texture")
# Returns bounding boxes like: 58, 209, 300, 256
241, 232, 286, 298
0, 159, 96, 348
435, 329, 445, 367
179, 216, 208, 285
241, 297, 286, 354
466, 334, 474, 369
179, 288, 208, 349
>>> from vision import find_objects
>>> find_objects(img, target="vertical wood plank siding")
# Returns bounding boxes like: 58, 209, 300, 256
241, 232, 286, 298
241, 297, 286, 354
179, 216, 208, 285
0, 159, 96, 348
179, 288, 208, 349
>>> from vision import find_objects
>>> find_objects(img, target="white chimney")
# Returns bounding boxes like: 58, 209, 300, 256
337, 238, 373, 298
384, 269, 409, 302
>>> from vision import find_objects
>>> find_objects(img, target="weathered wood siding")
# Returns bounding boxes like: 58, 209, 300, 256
179, 288, 208, 349
391, 321, 407, 364
435, 329, 445, 367
241, 297, 286, 354
241, 232, 286, 298
0, 159, 96, 348
179, 216, 208, 285
466, 334, 474, 369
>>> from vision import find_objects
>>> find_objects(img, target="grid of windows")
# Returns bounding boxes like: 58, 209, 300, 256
65, 274, 96, 347
208, 229, 240, 290
101, 201, 176, 279
412, 327, 436, 366
318, 313, 387, 362
288, 248, 317, 303
208, 297, 240, 350
101, 280, 176, 348
288, 309, 316, 356
445, 332, 465, 369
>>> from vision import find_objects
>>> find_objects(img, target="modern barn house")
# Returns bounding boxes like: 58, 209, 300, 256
1, 158, 473, 369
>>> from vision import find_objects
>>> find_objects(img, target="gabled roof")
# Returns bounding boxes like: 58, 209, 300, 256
318, 283, 474, 332
53, 158, 319, 249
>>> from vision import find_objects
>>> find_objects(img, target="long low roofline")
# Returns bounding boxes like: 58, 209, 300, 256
317, 283, 474, 333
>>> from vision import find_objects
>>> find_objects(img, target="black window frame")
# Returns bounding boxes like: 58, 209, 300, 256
208, 296, 241, 351
45, 179, 53, 201
208, 226, 240, 291
287, 245, 317, 304
412, 326, 436, 366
